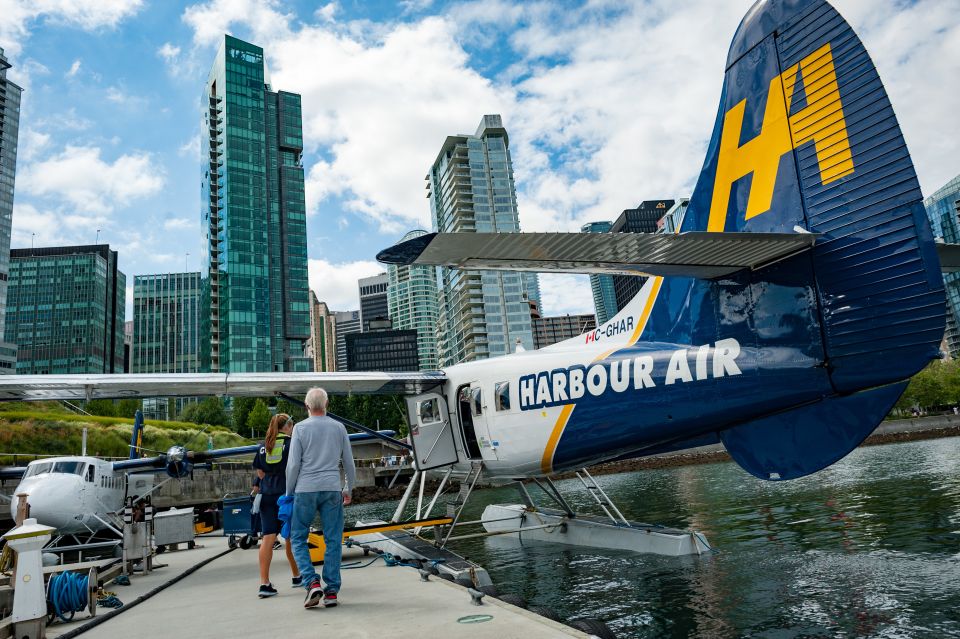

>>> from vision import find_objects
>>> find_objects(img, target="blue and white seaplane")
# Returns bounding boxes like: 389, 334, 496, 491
2, 0, 957, 557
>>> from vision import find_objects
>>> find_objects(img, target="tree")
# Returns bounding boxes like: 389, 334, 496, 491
231, 397, 256, 434
246, 399, 271, 438
179, 397, 229, 427
85, 399, 116, 417
117, 399, 142, 419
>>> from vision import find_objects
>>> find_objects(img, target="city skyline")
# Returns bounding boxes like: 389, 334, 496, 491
0, 0, 956, 322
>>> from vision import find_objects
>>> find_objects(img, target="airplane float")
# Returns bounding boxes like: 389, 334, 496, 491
1, 0, 957, 556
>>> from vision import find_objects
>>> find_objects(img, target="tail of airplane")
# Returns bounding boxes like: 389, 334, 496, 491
130, 409, 144, 459
638, 0, 945, 479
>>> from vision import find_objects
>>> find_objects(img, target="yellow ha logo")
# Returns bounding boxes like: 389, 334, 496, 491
708, 43, 854, 232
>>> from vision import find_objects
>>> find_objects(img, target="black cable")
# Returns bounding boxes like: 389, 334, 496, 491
55, 546, 236, 639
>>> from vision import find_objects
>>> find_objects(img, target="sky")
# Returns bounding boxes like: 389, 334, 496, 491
2, 0, 958, 320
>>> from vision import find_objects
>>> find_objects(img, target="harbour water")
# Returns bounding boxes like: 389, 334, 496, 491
346, 437, 960, 638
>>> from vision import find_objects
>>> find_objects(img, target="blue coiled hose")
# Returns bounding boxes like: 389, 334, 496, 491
47, 572, 88, 622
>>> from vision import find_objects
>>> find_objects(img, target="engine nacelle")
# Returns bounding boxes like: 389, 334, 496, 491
164, 446, 193, 478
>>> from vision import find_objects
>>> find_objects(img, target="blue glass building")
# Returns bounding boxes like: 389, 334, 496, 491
581, 221, 618, 325
924, 174, 960, 356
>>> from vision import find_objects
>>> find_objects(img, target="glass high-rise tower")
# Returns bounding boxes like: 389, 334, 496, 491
580, 221, 618, 325
132, 272, 201, 373
0, 48, 22, 374
6, 245, 125, 374
428, 115, 540, 366
387, 229, 440, 370
200, 35, 311, 373
923, 174, 960, 357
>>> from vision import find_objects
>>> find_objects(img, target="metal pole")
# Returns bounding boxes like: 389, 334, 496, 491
415, 469, 426, 520
391, 470, 419, 523
82, 428, 87, 456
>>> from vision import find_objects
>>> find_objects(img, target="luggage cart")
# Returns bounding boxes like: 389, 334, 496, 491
223, 494, 260, 550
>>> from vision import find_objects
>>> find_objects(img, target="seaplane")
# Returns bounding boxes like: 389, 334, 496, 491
1, 0, 957, 557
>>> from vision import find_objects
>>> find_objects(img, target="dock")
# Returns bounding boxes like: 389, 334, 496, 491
44, 537, 588, 638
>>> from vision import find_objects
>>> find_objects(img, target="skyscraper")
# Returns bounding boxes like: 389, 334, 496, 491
428, 114, 539, 366
346, 325, 420, 372
358, 273, 388, 331
581, 221, 618, 325
5, 245, 125, 374
923, 174, 960, 356
334, 310, 360, 371
387, 229, 440, 370
200, 35, 311, 373
308, 291, 336, 372
0, 48, 23, 374
132, 272, 201, 373
533, 314, 597, 349
610, 200, 674, 311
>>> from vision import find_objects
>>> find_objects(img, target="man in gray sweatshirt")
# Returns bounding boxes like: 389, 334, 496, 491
286, 387, 356, 609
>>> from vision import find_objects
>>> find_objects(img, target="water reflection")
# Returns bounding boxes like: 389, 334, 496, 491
346, 437, 960, 637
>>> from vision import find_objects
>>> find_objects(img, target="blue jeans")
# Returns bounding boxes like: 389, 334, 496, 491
290, 491, 345, 593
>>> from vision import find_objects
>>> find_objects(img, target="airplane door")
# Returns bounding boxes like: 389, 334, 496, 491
406, 392, 459, 470
463, 383, 499, 462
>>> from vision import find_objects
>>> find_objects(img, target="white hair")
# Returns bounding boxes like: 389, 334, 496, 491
304, 387, 328, 413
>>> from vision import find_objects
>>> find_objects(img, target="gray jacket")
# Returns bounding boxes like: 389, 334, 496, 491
285, 415, 356, 496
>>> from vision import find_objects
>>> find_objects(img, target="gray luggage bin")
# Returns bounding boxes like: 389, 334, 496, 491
154, 507, 196, 551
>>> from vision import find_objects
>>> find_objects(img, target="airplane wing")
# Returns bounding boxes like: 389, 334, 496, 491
376, 231, 819, 278
111, 444, 262, 472
0, 371, 446, 401
0, 467, 27, 480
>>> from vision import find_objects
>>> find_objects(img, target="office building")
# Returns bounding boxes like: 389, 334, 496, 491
359, 273, 389, 331
581, 221, 618, 325
924, 175, 960, 356
308, 291, 336, 372
124, 321, 132, 373
657, 199, 689, 235
200, 35, 311, 373
0, 49, 23, 374
387, 230, 440, 370
611, 199, 674, 311
346, 325, 419, 372
334, 310, 361, 371
131, 272, 201, 373
533, 314, 597, 349
428, 114, 539, 366
5, 245, 125, 374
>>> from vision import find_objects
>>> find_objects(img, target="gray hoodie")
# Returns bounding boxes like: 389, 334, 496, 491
285, 415, 356, 496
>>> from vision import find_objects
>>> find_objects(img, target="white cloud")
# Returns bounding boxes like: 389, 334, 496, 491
18, 145, 165, 214
0, 0, 144, 60
182, 0, 293, 47
157, 42, 181, 62
308, 259, 384, 311
537, 274, 595, 318
65, 59, 81, 77
37, 108, 92, 132
17, 129, 52, 163
178, 133, 201, 159
315, 3, 338, 23
163, 217, 195, 231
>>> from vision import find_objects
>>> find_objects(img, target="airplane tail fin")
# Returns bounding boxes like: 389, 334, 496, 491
130, 409, 144, 459
642, 0, 945, 478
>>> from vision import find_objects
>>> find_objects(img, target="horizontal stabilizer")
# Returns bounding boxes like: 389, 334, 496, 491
377, 231, 817, 278
0, 372, 446, 401
937, 243, 960, 272
719, 381, 907, 481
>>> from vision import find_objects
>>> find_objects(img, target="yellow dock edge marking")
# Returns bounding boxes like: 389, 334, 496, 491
540, 404, 575, 475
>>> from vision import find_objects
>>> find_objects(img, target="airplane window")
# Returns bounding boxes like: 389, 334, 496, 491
471, 388, 483, 416
86, 465, 94, 483
419, 399, 440, 424
26, 463, 52, 477
51, 461, 85, 475
495, 382, 510, 411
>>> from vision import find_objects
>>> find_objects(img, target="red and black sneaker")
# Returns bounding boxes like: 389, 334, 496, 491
304, 580, 324, 608
323, 591, 338, 608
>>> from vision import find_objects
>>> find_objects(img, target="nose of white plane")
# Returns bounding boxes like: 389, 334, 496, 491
14, 475, 84, 531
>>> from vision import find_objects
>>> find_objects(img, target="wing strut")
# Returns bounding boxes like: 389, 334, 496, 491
275, 392, 413, 451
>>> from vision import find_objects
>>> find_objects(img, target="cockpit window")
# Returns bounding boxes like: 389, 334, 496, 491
25, 461, 86, 477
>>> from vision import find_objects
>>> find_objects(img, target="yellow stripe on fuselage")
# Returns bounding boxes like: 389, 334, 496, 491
540, 277, 664, 475
541, 404, 575, 475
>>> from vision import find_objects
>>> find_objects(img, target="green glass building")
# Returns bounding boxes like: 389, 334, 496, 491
5, 245, 125, 374
387, 229, 439, 370
132, 272, 201, 373
0, 48, 23, 374
201, 35, 311, 373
